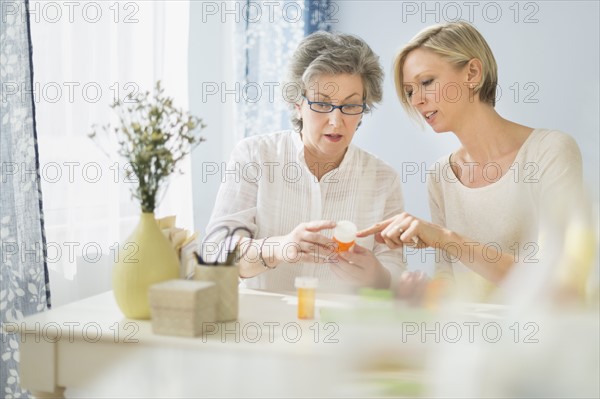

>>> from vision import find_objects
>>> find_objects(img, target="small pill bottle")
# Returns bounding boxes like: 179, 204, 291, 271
333, 220, 357, 252
295, 277, 319, 319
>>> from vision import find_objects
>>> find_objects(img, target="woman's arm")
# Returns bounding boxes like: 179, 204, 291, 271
236, 221, 336, 279
358, 213, 513, 284
203, 138, 337, 278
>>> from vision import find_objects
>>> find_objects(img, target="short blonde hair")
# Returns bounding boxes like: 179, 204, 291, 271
393, 21, 498, 120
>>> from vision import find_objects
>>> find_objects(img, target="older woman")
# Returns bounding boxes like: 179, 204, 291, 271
359, 21, 583, 301
204, 31, 405, 292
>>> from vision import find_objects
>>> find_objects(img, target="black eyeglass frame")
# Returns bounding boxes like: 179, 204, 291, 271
301, 95, 367, 115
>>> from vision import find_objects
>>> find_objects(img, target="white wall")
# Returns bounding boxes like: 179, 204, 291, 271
339, 0, 600, 273
189, 1, 600, 271
334, 0, 599, 219
189, 1, 237, 234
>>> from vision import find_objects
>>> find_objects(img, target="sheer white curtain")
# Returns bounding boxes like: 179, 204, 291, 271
233, 0, 305, 138
30, 1, 193, 306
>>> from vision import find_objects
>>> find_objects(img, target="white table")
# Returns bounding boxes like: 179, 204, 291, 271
10, 289, 360, 398
15, 287, 590, 398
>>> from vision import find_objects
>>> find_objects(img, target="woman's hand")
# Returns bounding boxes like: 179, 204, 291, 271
330, 244, 391, 289
358, 213, 513, 284
267, 220, 337, 266
395, 270, 431, 305
357, 212, 446, 249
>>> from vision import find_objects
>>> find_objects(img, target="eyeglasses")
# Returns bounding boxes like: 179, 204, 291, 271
302, 95, 367, 115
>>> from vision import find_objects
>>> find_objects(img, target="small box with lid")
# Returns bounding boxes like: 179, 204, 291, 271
149, 279, 217, 337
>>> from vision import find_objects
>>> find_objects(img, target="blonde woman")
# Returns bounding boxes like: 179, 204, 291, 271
359, 21, 582, 300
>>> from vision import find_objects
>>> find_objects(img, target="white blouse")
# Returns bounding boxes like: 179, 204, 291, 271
205, 131, 406, 292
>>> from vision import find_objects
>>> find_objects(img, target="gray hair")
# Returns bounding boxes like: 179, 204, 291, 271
284, 31, 384, 133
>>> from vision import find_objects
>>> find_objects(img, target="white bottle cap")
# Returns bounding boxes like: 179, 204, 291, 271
295, 277, 319, 289
334, 220, 357, 244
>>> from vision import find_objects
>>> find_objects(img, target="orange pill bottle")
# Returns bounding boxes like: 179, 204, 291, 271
333, 221, 357, 252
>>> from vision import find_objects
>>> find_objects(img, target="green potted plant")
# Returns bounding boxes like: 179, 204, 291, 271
90, 81, 206, 319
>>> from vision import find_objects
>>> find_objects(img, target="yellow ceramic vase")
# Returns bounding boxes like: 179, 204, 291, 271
112, 212, 179, 319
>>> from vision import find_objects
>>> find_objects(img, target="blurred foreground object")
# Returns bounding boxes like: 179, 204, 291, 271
427, 189, 599, 397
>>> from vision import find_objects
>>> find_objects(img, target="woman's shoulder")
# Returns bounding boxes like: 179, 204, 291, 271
425, 154, 452, 179
425, 154, 452, 191
521, 128, 582, 162
528, 128, 578, 146
231, 130, 298, 158
351, 145, 399, 177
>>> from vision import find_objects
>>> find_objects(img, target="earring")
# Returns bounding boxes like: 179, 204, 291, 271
469, 83, 474, 89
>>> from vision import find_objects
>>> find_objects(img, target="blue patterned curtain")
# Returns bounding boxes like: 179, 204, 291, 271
305, 0, 334, 35
236, 0, 334, 138
1, 0, 51, 396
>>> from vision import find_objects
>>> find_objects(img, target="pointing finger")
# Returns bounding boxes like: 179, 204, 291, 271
356, 218, 394, 237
